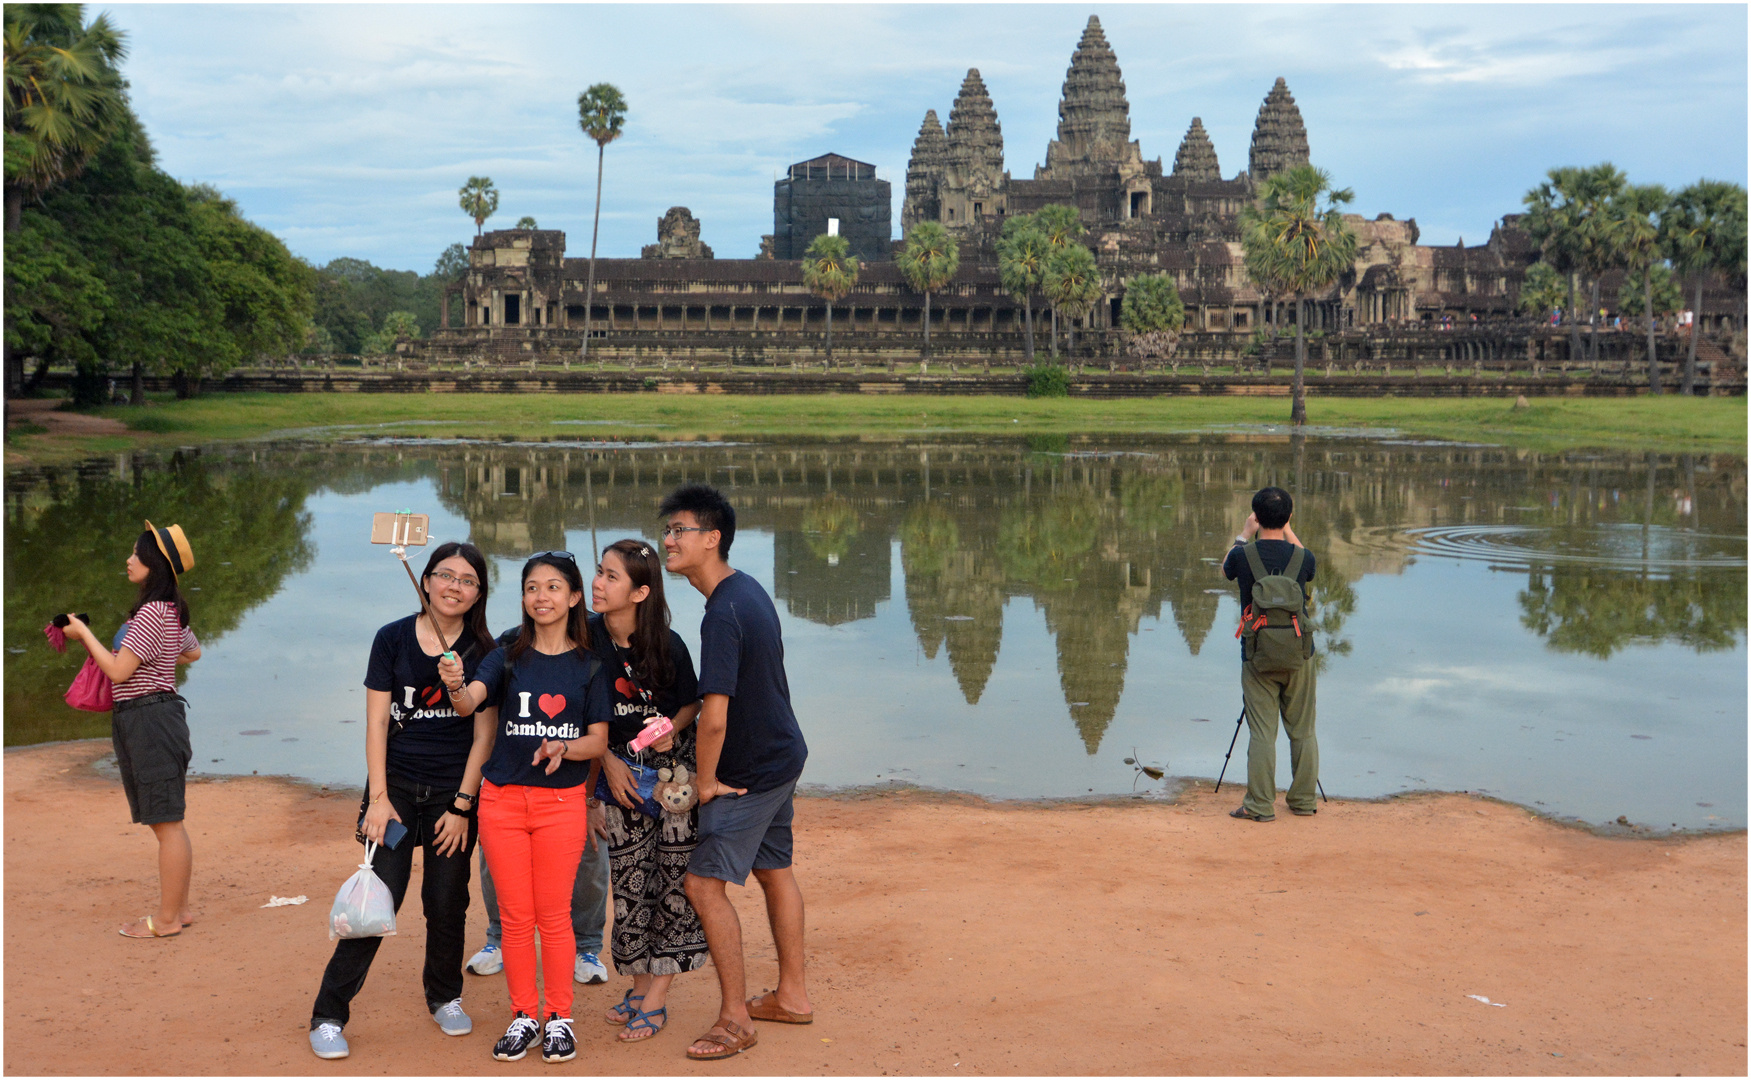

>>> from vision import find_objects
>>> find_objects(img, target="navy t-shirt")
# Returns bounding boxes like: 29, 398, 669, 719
586, 612, 701, 748
1222, 540, 1317, 658
696, 570, 807, 794
474, 643, 611, 789
363, 615, 486, 788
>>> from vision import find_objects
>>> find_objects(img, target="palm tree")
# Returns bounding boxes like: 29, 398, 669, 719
1572, 164, 1628, 366
1611, 184, 1669, 391
896, 222, 959, 371
3, 4, 128, 232
1662, 180, 1748, 395
576, 82, 627, 363
997, 215, 1048, 364
515, 215, 538, 229
801, 233, 858, 367
1042, 243, 1099, 365
1522, 166, 1592, 362
1240, 164, 1359, 426
1033, 204, 1085, 354
457, 176, 498, 236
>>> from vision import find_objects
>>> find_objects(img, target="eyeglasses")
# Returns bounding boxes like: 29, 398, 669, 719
526, 550, 576, 562
429, 570, 481, 591
660, 525, 709, 538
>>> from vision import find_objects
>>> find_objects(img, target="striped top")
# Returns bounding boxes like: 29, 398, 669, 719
114, 601, 199, 701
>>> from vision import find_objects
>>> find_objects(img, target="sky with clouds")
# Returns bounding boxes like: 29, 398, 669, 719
109, 3, 1747, 273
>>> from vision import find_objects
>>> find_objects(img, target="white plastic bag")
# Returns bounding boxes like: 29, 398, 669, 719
328, 840, 397, 941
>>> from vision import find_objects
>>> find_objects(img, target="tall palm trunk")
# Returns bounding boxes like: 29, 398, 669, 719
1023, 297, 1035, 364
1586, 278, 1601, 365
1050, 307, 1058, 360
1642, 274, 1660, 393
922, 291, 932, 366
1682, 278, 1703, 395
1565, 272, 1582, 362
824, 302, 833, 368
582, 143, 605, 365
1291, 296, 1308, 425
130, 361, 144, 405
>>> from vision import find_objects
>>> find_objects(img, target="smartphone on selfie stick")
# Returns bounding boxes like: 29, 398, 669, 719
369, 511, 455, 663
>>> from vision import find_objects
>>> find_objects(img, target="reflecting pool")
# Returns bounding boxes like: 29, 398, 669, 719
6, 434, 1744, 831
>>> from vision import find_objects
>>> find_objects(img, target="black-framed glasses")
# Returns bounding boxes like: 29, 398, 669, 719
659, 525, 708, 538
525, 550, 576, 562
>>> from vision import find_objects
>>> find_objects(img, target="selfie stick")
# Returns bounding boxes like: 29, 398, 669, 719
388, 509, 453, 658
1214, 704, 1328, 803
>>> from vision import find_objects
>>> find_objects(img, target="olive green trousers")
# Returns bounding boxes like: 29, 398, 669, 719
1240, 659, 1318, 818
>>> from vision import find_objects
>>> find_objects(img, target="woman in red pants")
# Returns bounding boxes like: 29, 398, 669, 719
447, 552, 610, 1063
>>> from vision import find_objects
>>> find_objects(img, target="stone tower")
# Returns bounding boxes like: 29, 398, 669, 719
1038, 14, 1145, 180
937, 69, 1007, 228
1248, 77, 1310, 183
901, 109, 948, 233
640, 206, 713, 259
1171, 117, 1220, 182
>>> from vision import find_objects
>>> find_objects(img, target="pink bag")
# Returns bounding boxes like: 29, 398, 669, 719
65, 657, 115, 713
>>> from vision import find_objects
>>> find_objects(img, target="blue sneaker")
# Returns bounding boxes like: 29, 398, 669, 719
433, 998, 472, 1036
467, 942, 502, 976
309, 1021, 349, 1059
574, 950, 607, 984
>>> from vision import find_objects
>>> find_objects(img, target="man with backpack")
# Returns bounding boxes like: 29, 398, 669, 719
1222, 486, 1319, 822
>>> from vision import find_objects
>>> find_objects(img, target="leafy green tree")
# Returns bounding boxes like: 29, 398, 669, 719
514, 215, 537, 229
457, 176, 497, 236
1042, 243, 1100, 362
1617, 263, 1683, 324
3, 207, 109, 383
576, 82, 627, 363
187, 184, 315, 377
1033, 204, 1085, 352
1240, 164, 1358, 425
896, 222, 959, 369
3, 3, 128, 232
997, 214, 1047, 364
1662, 179, 1749, 395
362, 310, 419, 356
1524, 164, 1626, 364
433, 242, 468, 280
1610, 183, 1669, 390
800, 232, 858, 367
1118, 272, 1185, 369
1517, 261, 1566, 319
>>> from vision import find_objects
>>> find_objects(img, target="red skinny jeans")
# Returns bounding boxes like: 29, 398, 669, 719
478, 779, 590, 1019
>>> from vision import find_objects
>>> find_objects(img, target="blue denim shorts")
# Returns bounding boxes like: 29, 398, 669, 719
687, 779, 796, 886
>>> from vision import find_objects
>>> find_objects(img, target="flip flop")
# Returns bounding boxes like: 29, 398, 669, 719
747, 991, 813, 1024
686, 1019, 757, 1060
605, 990, 645, 1026
119, 915, 180, 938
1229, 806, 1274, 822
618, 1005, 666, 1041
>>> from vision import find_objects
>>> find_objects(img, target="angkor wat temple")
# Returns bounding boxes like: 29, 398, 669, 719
428, 15, 1742, 366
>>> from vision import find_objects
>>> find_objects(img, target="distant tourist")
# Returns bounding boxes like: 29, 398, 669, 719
1223, 487, 1320, 822
447, 552, 612, 1064
659, 484, 814, 1061
585, 539, 706, 1042
62, 522, 201, 939
308, 541, 497, 1060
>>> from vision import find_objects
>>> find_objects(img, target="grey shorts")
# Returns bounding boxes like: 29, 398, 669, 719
687, 779, 796, 886
111, 693, 191, 825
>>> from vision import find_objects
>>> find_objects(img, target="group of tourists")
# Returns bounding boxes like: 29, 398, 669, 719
72, 484, 814, 1065
72, 480, 1321, 1065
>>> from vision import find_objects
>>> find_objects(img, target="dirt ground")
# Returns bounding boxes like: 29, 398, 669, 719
4, 739, 1744, 1076
4, 397, 130, 466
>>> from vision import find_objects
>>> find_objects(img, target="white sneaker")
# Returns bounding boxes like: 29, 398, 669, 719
466, 942, 502, 975
574, 950, 607, 985
309, 1021, 349, 1059
433, 998, 472, 1036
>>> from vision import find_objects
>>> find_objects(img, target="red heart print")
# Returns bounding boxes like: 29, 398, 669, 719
421, 684, 444, 706
537, 693, 566, 719
615, 677, 634, 699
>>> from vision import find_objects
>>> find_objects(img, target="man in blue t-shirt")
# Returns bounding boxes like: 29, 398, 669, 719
660, 484, 812, 1061
1221, 486, 1319, 822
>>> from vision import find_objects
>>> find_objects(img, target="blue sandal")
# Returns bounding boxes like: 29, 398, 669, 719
619, 1005, 667, 1041
605, 990, 644, 1026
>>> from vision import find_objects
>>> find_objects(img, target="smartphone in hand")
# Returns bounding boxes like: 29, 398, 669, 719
355, 815, 410, 850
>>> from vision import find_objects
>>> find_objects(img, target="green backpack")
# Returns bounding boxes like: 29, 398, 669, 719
1236, 543, 1311, 673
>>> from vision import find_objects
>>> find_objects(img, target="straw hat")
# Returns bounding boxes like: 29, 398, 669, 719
144, 520, 195, 576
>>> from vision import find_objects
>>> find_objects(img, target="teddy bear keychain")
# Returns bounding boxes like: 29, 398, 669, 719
653, 764, 698, 842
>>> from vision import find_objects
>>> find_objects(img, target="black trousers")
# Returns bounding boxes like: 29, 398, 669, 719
311, 774, 476, 1027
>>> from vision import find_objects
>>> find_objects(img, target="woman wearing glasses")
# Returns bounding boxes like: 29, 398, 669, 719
309, 542, 497, 1061
586, 539, 704, 1042
445, 551, 612, 1064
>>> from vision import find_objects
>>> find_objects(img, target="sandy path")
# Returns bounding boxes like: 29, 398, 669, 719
4, 740, 1744, 1076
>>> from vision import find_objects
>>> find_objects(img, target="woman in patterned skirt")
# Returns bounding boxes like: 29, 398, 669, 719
585, 538, 705, 1042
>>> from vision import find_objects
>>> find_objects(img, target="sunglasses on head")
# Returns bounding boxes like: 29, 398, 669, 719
526, 550, 576, 563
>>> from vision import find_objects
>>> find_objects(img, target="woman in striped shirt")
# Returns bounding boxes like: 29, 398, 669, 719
65, 523, 201, 939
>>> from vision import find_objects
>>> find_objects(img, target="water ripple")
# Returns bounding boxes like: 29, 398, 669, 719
1379, 523, 1747, 571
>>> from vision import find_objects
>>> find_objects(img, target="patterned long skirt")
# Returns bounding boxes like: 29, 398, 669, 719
602, 731, 709, 975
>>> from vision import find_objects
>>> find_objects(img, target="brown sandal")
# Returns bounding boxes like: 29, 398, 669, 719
747, 991, 813, 1024
686, 1019, 757, 1060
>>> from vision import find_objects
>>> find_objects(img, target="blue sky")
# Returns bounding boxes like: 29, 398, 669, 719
110, 3, 1748, 273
